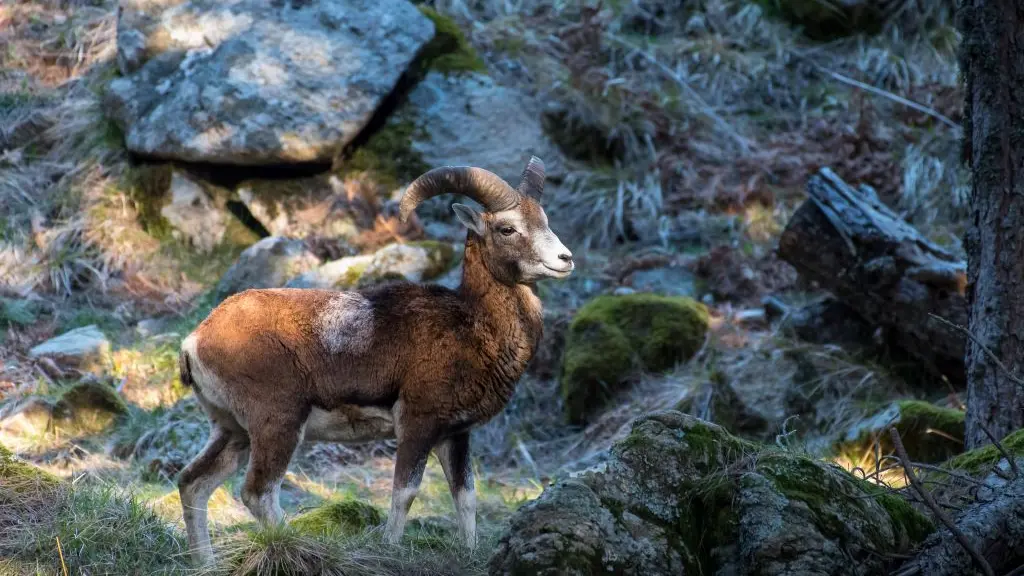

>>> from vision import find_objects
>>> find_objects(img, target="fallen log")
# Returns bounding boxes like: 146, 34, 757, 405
894, 475, 1024, 576
777, 167, 968, 387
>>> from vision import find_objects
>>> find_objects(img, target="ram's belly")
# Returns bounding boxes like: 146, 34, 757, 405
304, 405, 396, 443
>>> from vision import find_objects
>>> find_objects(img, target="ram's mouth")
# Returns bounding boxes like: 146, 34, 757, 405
543, 263, 574, 277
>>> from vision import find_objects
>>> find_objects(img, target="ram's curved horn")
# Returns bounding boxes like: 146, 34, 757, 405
399, 166, 520, 223
516, 156, 545, 201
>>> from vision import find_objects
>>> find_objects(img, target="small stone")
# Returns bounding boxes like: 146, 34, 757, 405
217, 236, 321, 298
359, 241, 455, 286
285, 254, 374, 289
160, 171, 226, 253
29, 325, 110, 370
134, 318, 166, 338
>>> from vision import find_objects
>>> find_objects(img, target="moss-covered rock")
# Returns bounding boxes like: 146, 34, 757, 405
415, 7, 487, 77
124, 165, 254, 253
560, 294, 709, 424
336, 117, 431, 193
489, 411, 934, 576
946, 427, 1024, 476
290, 499, 383, 537
836, 400, 965, 464
0, 443, 61, 491
235, 174, 376, 242
355, 241, 458, 288
56, 378, 129, 419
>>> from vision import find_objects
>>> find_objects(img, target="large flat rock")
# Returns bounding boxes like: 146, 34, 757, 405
405, 72, 567, 185
106, 0, 435, 165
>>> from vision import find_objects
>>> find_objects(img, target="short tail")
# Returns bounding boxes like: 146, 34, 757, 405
178, 348, 195, 389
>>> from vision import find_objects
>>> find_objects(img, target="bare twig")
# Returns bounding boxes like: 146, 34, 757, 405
809, 64, 962, 133
603, 33, 753, 155
978, 423, 1022, 479
890, 428, 994, 576
928, 313, 1024, 388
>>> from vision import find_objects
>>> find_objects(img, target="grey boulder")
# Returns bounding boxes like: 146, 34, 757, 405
107, 0, 435, 165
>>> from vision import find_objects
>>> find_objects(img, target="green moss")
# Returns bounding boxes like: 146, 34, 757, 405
416, 6, 487, 76
340, 259, 371, 288
560, 294, 709, 424
947, 427, 1024, 475
123, 164, 173, 239
356, 270, 408, 289
561, 319, 634, 425
0, 443, 61, 490
759, 452, 934, 550
290, 499, 383, 537
338, 118, 431, 191
56, 380, 129, 418
836, 401, 965, 464
871, 490, 935, 545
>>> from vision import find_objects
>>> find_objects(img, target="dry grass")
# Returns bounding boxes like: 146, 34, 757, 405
446, 0, 965, 247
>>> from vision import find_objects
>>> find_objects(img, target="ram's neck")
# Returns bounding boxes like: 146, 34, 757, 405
458, 238, 544, 382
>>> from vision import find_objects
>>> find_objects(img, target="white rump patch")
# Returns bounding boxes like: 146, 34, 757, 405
182, 333, 233, 414
317, 292, 374, 355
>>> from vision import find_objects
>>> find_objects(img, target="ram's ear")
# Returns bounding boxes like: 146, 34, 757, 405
452, 203, 485, 236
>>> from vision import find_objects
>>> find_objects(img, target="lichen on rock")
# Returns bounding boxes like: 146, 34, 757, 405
560, 294, 709, 424
489, 411, 934, 576
106, 0, 436, 165
28, 325, 111, 373
216, 236, 322, 299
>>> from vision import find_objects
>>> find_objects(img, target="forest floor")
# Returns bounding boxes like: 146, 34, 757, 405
0, 0, 969, 573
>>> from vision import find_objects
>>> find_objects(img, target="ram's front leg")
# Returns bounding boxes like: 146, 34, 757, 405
384, 417, 437, 546
435, 431, 476, 549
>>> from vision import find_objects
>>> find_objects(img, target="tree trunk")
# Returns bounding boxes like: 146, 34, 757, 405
777, 167, 968, 387
959, 0, 1024, 448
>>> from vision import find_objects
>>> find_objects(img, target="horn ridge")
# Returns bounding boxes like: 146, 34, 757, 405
517, 155, 545, 200
398, 166, 519, 223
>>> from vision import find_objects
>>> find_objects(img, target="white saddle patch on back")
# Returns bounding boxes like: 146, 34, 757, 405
317, 292, 375, 355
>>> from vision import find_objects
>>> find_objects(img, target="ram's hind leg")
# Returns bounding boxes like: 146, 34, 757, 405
178, 421, 250, 566
239, 408, 307, 527
435, 431, 476, 549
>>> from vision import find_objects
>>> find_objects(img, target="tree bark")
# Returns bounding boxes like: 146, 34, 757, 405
777, 167, 968, 387
896, 476, 1024, 576
959, 0, 1024, 448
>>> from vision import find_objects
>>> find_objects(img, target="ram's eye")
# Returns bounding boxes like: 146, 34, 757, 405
500, 226, 516, 236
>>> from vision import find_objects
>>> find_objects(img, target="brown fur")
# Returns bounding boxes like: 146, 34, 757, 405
187, 237, 543, 436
